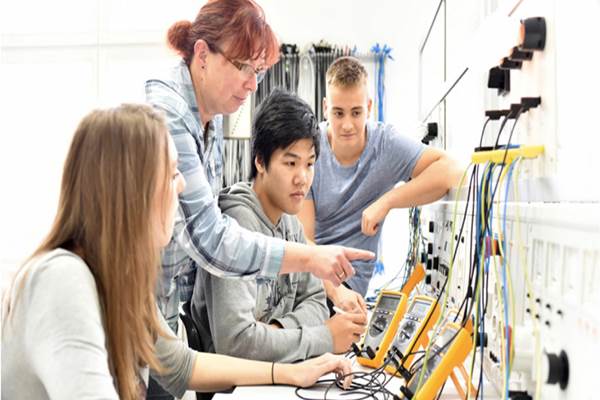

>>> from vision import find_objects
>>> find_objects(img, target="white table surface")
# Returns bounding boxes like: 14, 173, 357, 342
213, 357, 494, 399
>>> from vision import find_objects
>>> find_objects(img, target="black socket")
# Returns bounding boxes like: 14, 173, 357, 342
500, 57, 522, 70
507, 103, 523, 118
488, 66, 511, 94
519, 17, 546, 51
422, 122, 438, 144
521, 96, 542, 111
509, 46, 533, 61
546, 350, 569, 390
485, 109, 511, 120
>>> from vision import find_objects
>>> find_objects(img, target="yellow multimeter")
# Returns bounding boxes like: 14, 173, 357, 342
415, 308, 476, 398
357, 290, 408, 368
385, 295, 440, 376
357, 263, 426, 368
399, 319, 474, 400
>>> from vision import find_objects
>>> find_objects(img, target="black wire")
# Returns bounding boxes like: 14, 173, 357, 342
435, 380, 447, 400
342, 347, 428, 399
471, 109, 522, 399
295, 349, 406, 400
461, 110, 512, 325
457, 164, 479, 325
478, 109, 524, 400
474, 109, 524, 324
462, 137, 507, 398
471, 164, 496, 400
493, 115, 512, 148
478, 117, 491, 147
463, 166, 479, 321
491, 109, 524, 197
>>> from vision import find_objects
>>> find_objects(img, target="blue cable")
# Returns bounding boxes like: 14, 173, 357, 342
473, 166, 484, 399
477, 163, 501, 399
374, 260, 385, 275
482, 165, 496, 399
370, 43, 393, 122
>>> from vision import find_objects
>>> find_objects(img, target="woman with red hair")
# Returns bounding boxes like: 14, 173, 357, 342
145, 1, 373, 395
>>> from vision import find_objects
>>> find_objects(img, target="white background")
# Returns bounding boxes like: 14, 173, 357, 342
0, 0, 444, 291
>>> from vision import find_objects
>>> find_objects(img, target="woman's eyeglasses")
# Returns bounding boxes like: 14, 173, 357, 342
212, 45, 266, 84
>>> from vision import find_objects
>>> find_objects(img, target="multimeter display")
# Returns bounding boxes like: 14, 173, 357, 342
377, 296, 402, 311
410, 300, 430, 317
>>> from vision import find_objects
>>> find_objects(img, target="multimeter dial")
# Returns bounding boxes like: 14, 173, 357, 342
363, 295, 401, 349
393, 299, 433, 352
401, 320, 415, 337
370, 315, 388, 336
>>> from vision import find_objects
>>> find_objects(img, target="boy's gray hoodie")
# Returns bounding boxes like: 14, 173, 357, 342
191, 182, 333, 362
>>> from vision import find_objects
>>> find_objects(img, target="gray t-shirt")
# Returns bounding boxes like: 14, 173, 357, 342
307, 121, 425, 296
1, 249, 196, 399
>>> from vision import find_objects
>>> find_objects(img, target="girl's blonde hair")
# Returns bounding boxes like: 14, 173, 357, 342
3, 103, 171, 399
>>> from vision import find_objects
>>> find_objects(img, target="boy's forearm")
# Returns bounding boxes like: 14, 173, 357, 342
380, 156, 461, 210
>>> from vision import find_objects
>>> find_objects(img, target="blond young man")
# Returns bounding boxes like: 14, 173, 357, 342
299, 57, 461, 309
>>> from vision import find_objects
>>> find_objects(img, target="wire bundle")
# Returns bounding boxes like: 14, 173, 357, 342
369, 207, 424, 303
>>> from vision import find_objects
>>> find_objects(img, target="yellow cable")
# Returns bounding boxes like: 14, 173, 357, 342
494, 160, 516, 399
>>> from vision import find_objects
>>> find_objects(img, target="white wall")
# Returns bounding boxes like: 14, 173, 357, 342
259, 0, 430, 131
0, 0, 196, 287
0, 0, 435, 291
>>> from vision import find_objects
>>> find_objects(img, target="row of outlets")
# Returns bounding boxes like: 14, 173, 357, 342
421, 202, 600, 399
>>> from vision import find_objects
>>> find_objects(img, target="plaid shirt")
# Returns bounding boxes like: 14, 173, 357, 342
145, 61, 284, 329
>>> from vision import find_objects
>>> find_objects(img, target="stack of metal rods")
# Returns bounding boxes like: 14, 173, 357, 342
222, 138, 252, 187
254, 43, 300, 109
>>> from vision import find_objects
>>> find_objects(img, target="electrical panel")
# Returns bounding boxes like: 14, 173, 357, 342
415, 0, 600, 398
421, 204, 600, 399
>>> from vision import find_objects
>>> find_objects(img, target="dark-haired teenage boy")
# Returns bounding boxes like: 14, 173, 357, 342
191, 89, 366, 362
